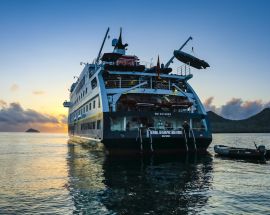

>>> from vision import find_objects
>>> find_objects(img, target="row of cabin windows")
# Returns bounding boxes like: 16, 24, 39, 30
69, 96, 101, 122
81, 120, 101, 130
75, 87, 88, 104
74, 77, 97, 105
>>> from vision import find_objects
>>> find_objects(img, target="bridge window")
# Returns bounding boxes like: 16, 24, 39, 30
91, 78, 97, 89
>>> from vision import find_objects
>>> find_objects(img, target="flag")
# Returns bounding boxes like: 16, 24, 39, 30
157, 55, 161, 79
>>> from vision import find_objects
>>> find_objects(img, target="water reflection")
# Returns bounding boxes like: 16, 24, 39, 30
67, 143, 213, 214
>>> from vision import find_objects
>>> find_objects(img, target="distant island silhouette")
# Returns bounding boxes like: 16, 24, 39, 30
25, 128, 40, 133
208, 108, 270, 133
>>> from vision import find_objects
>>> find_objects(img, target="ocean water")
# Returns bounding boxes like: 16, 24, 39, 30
0, 133, 270, 214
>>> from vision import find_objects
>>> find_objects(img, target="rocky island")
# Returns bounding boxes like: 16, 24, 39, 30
25, 128, 40, 133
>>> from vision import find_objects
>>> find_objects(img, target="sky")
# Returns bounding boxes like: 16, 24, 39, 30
0, 0, 270, 132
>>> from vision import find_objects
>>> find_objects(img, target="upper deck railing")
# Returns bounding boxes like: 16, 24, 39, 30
177, 64, 192, 76
104, 78, 189, 92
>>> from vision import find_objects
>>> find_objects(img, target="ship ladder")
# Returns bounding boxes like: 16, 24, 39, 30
190, 129, 197, 152
136, 127, 143, 152
147, 128, 154, 152
182, 128, 189, 153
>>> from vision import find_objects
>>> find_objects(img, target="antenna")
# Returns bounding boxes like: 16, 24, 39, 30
165, 36, 193, 68
95, 27, 110, 64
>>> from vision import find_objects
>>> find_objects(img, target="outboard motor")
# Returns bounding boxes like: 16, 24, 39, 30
257, 145, 266, 156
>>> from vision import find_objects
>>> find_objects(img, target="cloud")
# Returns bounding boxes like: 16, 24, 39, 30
0, 100, 7, 108
10, 84, 19, 92
33, 90, 45, 95
59, 114, 67, 124
203, 97, 217, 113
0, 101, 67, 132
204, 97, 270, 120
0, 102, 58, 124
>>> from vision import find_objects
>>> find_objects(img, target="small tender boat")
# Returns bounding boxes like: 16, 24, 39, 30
173, 50, 210, 69
214, 144, 267, 160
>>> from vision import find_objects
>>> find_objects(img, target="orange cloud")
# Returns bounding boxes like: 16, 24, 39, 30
33, 90, 45, 95
0, 100, 7, 108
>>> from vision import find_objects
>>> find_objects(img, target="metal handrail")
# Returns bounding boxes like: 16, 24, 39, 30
136, 127, 143, 151
191, 127, 207, 132
147, 128, 154, 152
147, 127, 182, 131
105, 80, 151, 89
190, 128, 197, 152
105, 79, 171, 90
182, 128, 189, 152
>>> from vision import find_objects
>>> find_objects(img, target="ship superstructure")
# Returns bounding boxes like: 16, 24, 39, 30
63, 28, 212, 155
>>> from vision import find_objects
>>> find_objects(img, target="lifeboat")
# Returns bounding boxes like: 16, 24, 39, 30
174, 50, 210, 69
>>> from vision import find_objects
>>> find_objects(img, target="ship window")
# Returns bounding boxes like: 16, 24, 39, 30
110, 117, 125, 131
98, 97, 100, 108
91, 78, 97, 89
93, 100, 96, 109
97, 120, 101, 129
86, 105, 88, 112
81, 123, 89, 130
89, 102, 92, 110
86, 121, 96, 129
86, 88, 87, 94
76, 76, 85, 94
89, 66, 95, 79
193, 118, 207, 131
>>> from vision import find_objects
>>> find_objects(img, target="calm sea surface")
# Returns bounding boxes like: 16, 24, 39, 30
0, 133, 270, 214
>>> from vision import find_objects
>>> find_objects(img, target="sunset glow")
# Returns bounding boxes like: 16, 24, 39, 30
1, 0, 270, 132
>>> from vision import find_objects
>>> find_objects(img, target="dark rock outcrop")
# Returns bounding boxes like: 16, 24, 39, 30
207, 108, 270, 133
25, 128, 40, 133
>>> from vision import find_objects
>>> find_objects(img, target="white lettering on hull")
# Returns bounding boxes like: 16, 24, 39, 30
149, 130, 182, 135
154, 112, 172, 116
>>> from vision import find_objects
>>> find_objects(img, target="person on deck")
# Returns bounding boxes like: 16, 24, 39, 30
182, 121, 190, 137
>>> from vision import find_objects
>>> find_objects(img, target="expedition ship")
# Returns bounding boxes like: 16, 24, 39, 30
63, 28, 212, 155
